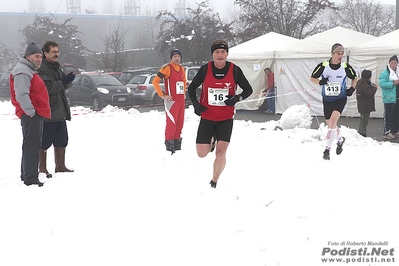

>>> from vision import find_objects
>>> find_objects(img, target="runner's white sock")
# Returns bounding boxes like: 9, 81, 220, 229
325, 128, 337, 150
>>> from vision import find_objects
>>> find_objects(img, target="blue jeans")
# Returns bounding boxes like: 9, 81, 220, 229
383, 103, 399, 134
266, 89, 275, 112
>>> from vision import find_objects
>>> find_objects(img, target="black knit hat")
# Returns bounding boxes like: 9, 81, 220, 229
361, 69, 372, 80
24, 42, 42, 57
389, 55, 398, 63
170, 49, 182, 59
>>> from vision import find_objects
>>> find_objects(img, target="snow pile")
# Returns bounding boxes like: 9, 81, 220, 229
279, 104, 312, 129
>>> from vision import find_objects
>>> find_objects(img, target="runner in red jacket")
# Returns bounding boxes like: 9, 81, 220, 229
152, 49, 187, 154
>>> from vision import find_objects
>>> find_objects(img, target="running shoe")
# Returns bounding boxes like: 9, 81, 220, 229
336, 137, 345, 155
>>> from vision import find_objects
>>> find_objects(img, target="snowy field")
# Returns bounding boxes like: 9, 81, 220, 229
0, 100, 397, 266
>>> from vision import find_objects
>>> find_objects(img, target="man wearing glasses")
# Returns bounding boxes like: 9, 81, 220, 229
310, 43, 358, 160
38, 41, 76, 178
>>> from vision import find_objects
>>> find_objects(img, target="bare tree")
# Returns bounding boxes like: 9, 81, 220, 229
329, 0, 395, 36
156, 0, 235, 65
93, 17, 132, 72
233, 0, 337, 41
0, 43, 19, 71
135, 8, 160, 49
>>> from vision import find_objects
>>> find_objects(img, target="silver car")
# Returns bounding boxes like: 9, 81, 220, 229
126, 74, 164, 104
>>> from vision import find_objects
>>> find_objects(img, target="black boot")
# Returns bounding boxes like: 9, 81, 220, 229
165, 140, 175, 155
174, 138, 182, 151
24, 177, 44, 187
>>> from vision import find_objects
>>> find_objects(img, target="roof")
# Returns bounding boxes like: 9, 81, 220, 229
275, 26, 376, 59
350, 29, 399, 56
228, 32, 299, 60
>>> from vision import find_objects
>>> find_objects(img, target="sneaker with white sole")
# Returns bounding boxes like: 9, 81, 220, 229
336, 137, 345, 155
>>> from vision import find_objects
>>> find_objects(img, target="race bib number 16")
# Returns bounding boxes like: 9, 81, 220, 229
208, 88, 229, 106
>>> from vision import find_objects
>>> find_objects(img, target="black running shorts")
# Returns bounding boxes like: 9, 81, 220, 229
323, 98, 347, 120
196, 118, 234, 144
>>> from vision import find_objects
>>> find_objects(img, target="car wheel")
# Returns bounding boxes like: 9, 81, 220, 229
92, 97, 102, 111
152, 94, 163, 105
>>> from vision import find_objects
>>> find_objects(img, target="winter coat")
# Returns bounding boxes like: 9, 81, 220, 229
38, 59, 71, 122
10, 58, 51, 119
378, 67, 398, 104
356, 78, 377, 113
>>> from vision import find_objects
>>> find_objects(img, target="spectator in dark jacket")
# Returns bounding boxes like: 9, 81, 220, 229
38, 41, 75, 177
356, 69, 377, 137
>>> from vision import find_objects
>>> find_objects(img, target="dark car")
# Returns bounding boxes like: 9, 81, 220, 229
119, 67, 159, 85
0, 71, 11, 99
66, 73, 133, 111
126, 73, 164, 104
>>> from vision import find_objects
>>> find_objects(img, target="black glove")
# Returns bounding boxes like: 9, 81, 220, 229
61, 72, 76, 85
346, 87, 355, 96
192, 100, 207, 116
224, 95, 240, 106
319, 77, 329, 85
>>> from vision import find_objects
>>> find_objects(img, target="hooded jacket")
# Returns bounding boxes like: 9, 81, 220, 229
379, 67, 398, 104
356, 78, 377, 113
10, 58, 50, 119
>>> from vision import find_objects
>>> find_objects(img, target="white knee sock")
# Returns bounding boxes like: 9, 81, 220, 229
325, 128, 337, 150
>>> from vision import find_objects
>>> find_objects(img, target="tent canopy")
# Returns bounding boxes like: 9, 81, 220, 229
228, 32, 299, 60
275, 26, 377, 59
228, 32, 300, 110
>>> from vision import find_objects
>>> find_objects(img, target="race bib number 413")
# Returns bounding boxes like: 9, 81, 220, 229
325, 81, 341, 96
208, 88, 228, 106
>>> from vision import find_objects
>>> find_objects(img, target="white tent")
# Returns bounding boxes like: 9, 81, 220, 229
274, 27, 376, 117
350, 29, 399, 118
227, 32, 300, 110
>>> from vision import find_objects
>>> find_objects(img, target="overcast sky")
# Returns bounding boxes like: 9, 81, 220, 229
1, 0, 238, 19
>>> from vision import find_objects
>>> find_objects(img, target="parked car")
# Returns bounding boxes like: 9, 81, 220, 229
185, 66, 201, 103
66, 73, 133, 111
0, 71, 11, 99
119, 67, 159, 85
126, 73, 164, 104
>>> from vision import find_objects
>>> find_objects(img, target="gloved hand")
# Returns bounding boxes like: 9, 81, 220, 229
319, 77, 329, 85
346, 86, 355, 96
224, 95, 240, 106
61, 72, 76, 85
192, 100, 207, 116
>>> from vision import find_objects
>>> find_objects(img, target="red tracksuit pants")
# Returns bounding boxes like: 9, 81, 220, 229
164, 100, 185, 141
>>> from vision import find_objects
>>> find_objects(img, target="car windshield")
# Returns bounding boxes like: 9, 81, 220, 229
187, 68, 199, 80
128, 75, 147, 85
90, 75, 123, 86
119, 73, 135, 84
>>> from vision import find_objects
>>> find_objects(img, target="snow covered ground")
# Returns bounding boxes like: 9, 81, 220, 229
0, 100, 397, 266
